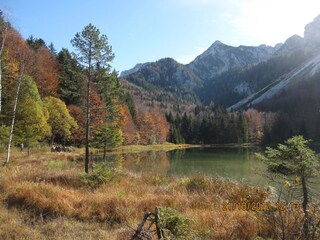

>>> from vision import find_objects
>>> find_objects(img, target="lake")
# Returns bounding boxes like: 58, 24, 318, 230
101, 147, 319, 195
104, 147, 265, 184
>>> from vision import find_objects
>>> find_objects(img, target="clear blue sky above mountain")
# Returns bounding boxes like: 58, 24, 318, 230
1, 0, 319, 73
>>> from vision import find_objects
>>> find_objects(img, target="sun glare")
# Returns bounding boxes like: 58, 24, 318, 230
233, 0, 320, 45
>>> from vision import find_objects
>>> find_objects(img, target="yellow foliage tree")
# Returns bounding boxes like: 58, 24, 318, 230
43, 96, 77, 144
13, 76, 51, 153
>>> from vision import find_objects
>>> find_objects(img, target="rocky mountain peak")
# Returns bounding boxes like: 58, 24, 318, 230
120, 62, 151, 77
275, 34, 304, 56
304, 15, 320, 41
304, 15, 320, 54
211, 40, 224, 47
188, 41, 277, 81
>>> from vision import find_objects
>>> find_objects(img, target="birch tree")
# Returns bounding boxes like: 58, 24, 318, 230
3, 36, 30, 165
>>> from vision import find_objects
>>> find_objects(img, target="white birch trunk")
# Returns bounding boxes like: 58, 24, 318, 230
4, 65, 24, 166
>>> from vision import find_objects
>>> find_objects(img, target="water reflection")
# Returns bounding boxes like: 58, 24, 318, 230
100, 147, 266, 184
167, 148, 266, 185
97, 147, 319, 199
119, 151, 170, 176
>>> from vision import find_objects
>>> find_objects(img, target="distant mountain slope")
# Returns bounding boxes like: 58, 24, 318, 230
201, 47, 309, 107
122, 15, 320, 115
122, 41, 280, 106
274, 35, 304, 56
120, 78, 197, 114
188, 40, 279, 81
124, 58, 203, 103
120, 62, 151, 77
229, 15, 320, 110
229, 52, 320, 110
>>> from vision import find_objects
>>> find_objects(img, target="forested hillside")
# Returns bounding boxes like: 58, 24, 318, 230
121, 15, 320, 144
0, 12, 170, 163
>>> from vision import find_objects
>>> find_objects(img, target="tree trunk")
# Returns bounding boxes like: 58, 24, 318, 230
51, 135, 55, 146
0, 58, 2, 116
4, 67, 24, 166
301, 175, 309, 239
84, 51, 92, 174
27, 142, 30, 157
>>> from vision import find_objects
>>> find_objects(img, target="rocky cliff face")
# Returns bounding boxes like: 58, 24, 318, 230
187, 40, 279, 81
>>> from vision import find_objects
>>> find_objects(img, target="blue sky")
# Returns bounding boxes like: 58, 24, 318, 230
1, 0, 319, 73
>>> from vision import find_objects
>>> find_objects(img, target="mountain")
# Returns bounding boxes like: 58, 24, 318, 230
122, 41, 280, 106
200, 40, 309, 107
304, 15, 320, 54
122, 15, 320, 117
229, 52, 320, 110
123, 58, 203, 103
188, 40, 279, 81
274, 35, 304, 56
229, 15, 320, 110
120, 62, 151, 77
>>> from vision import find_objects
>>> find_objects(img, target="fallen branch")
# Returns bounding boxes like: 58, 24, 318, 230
131, 208, 164, 240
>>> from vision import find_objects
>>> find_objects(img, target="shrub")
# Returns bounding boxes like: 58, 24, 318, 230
79, 163, 122, 188
185, 176, 210, 194
157, 206, 193, 239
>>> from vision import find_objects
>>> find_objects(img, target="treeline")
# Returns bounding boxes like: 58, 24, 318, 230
0, 12, 169, 157
166, 105, 277, 144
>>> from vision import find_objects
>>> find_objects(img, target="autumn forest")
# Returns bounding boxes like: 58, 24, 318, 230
0, 14, 172, 167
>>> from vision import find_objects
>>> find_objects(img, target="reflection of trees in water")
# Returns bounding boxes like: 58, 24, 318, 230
169, 149, 186, 160
116, 155, 124, 171
121, 151, 170, 175
92, 154, 124, 171
167, 149, 186, 176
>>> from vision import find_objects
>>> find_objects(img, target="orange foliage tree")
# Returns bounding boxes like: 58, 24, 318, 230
90, 88, 106, 133
138, 111, 156, 145
246, 108, 264, 143
26, 46, 59, 97
137, 110, 169, 145
68, 105, 85, 145
2, 28, 28, 95
152, 111, 170, 143
118, 104, 138, 145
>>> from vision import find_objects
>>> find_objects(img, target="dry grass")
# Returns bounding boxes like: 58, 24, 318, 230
0, 150, 316, 239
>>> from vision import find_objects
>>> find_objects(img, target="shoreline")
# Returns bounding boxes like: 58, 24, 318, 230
106, 142, 259, 154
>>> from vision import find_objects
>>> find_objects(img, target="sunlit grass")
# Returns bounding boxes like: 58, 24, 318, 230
0, 149, 316, 239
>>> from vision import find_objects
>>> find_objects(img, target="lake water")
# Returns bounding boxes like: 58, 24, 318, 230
102, 147, 319, 195
104, 147, 265, 184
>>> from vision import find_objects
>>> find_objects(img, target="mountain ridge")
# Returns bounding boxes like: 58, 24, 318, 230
121, 14, 320, 113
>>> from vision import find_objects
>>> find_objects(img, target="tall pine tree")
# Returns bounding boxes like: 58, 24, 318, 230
71, 23, 115, 173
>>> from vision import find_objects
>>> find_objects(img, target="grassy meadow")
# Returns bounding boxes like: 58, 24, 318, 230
0, 147, 316, 239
